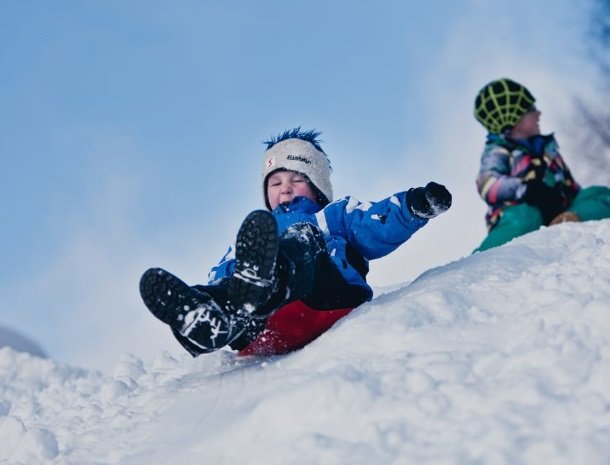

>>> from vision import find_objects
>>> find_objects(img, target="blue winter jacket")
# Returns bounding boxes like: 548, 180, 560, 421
208, 194, 428, 301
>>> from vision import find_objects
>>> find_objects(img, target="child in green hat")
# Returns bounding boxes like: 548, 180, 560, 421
473, 78, 610, 251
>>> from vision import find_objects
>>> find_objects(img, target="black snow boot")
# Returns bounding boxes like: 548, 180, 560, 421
140, 210, 280, 353
227, 209, 280, 318
139, 268, 240, 352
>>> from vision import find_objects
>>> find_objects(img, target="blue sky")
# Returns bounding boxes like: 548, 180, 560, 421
0, 0, 598, 371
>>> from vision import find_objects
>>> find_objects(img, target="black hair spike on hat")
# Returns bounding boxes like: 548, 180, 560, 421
264, 127, 326, 153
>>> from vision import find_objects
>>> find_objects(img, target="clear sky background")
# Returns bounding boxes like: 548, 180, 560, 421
0, 0, 601, 372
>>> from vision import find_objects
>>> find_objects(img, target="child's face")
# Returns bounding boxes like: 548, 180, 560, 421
266, 170, 316, 210
510, 107, 541, 139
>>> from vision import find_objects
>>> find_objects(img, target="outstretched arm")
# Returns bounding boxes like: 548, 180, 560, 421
317, 183, 451, 260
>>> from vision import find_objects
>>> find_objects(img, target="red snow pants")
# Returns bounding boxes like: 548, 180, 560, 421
238, 301, 352, 356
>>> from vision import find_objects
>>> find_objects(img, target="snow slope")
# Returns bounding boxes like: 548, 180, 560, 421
1, 220, 610, 465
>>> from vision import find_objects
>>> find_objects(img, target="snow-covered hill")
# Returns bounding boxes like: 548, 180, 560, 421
1, 220, 610, 465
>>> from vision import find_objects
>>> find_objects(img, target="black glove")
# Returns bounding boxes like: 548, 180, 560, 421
521, 180, 566, 225
407, 182, 452, 219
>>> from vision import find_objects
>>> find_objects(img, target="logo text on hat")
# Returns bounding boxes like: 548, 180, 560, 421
287, 155, 312, 164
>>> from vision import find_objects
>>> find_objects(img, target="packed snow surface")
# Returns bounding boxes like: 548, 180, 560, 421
1, 220, 610, 465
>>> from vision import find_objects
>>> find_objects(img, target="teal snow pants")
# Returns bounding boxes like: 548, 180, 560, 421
475, 185, 610, 252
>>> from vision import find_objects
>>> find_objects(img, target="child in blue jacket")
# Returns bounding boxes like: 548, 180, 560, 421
140, 128, 451, 356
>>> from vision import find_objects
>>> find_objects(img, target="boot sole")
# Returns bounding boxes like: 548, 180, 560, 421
231, 210, 279, 314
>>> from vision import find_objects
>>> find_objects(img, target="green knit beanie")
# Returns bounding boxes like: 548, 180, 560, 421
474, 78, 536, 134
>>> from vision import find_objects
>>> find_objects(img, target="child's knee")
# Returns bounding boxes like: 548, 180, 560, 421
568, 186, 610, 221
501, 204, 544, 234
476, 204, 543, 252
279, 222, 327, 267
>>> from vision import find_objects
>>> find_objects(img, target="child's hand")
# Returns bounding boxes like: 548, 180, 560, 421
407, 182, 452, 219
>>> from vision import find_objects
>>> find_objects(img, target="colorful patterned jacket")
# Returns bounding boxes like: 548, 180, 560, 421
476, 133, 581, 229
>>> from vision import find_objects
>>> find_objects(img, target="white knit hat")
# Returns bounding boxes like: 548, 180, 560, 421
262, 137, 333, 210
